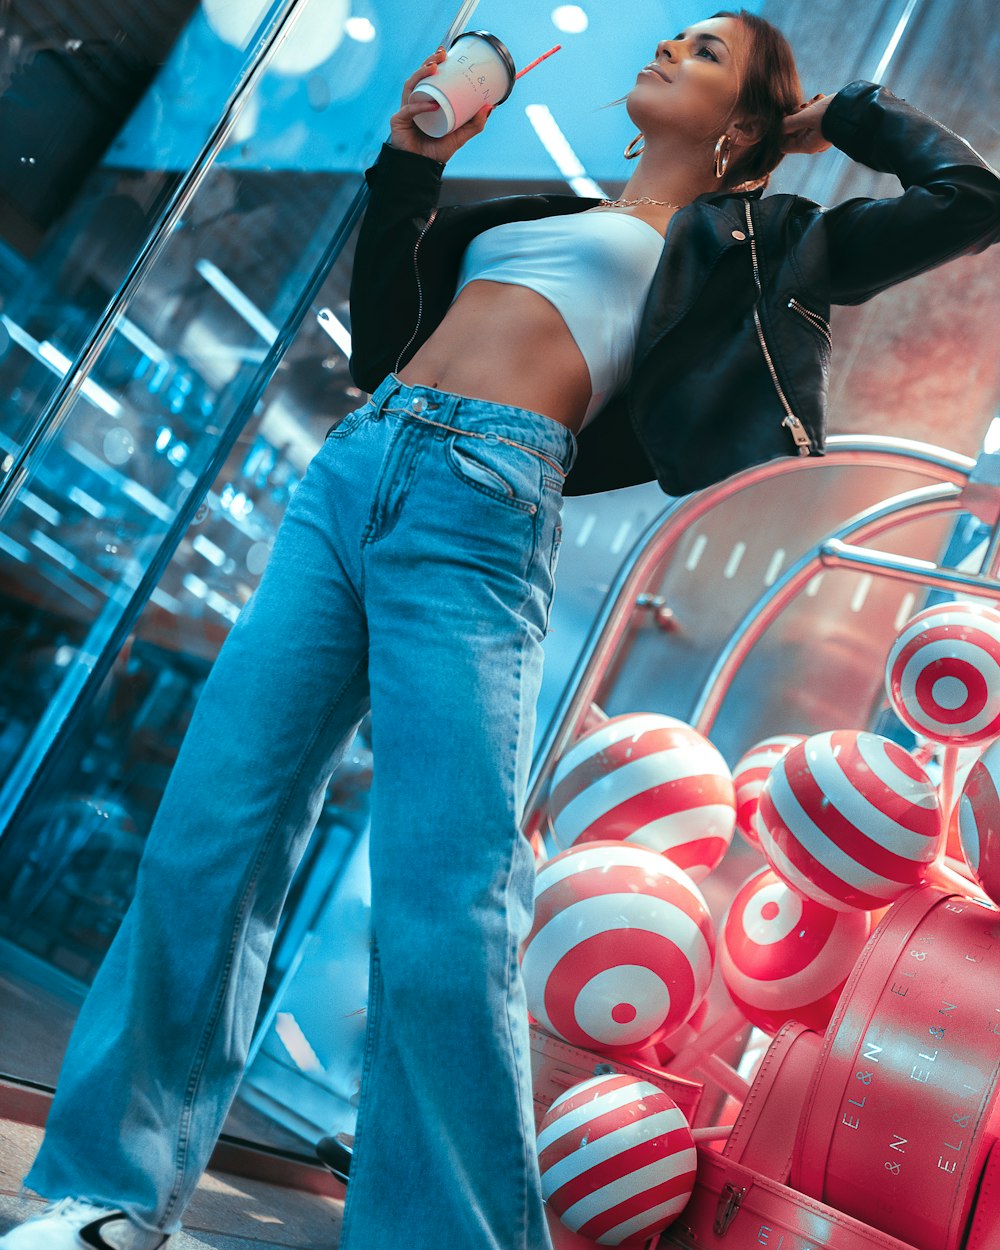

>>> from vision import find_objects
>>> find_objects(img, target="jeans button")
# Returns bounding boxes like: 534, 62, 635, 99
411, 397, 427, 413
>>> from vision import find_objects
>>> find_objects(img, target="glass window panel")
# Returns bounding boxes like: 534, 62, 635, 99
0, 0, 467, 1150
0, 1, 303, 461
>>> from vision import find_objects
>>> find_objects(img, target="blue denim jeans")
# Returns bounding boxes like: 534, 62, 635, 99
23, 374, 576, 1250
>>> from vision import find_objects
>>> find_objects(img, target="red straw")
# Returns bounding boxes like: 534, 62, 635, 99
514, 45, 562, 81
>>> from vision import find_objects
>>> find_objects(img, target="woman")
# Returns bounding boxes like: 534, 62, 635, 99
6, 10, 999, 1250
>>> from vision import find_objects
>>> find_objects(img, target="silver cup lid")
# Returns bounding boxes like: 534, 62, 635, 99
449, 30, 517, 107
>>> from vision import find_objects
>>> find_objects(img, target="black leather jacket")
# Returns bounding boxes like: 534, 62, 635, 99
348, 81, 1000, 497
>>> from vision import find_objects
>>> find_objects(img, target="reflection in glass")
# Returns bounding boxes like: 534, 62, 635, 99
0, 0, 459, 1152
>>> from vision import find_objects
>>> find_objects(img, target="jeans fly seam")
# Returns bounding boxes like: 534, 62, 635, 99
165, 651, 370, 1221
361, 420, 411, 546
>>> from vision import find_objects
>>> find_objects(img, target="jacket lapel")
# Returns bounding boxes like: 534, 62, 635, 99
634, 196, 759, 366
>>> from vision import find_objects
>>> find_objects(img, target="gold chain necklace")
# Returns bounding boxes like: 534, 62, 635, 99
599, 196, 685, 209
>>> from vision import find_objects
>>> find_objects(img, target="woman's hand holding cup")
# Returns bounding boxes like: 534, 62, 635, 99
389, 48, 493, 163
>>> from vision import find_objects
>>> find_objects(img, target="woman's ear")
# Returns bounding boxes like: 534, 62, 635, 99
731, 115, 765, 148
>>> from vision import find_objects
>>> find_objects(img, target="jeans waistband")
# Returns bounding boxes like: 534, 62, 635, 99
370, 374, 577, 478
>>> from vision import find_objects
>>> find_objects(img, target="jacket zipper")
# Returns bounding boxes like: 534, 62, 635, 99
788, 296, 833, 350
743, 200, 812, 456
395, 208, 439, 375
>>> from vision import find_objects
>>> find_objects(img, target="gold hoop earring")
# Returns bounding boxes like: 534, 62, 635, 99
624, 133, 645, 161
714, 133, 733, 180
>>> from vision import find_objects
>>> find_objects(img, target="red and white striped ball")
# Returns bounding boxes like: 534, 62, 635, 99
886, 602, 1000, 746
548, 713, 736, 882
757, 731, 942, 912
520, 840, 715, 1058
957, 738, 1000, 905
538, 1073, 697, 1245
720, 867, 872, 1033
733, 735, 807, 846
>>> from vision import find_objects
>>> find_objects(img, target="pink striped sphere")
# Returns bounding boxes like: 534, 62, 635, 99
733, 735, 807, 846
757, 731, 943, 912
957, 739, 1000, 905
549, 713, 736, 882
720, 868, 872, 1033
520, 840, 715, 1057
886, 602, 1000, 746
538, 1073, 697, 1245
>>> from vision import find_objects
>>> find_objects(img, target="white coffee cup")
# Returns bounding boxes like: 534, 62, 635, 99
409, 31, 516, 138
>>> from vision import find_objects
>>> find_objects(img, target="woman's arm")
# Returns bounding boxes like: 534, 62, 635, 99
790, 80, 1000, 306
348, 50, 493, 391
348, 143, 447, 392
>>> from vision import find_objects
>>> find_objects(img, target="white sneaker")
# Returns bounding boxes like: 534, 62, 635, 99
0, 1197, 168, 1250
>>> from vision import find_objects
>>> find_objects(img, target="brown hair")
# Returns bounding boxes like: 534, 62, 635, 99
712, 9, 803, 191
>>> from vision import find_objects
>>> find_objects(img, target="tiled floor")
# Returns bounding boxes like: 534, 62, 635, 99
0, 1115, 346, 1250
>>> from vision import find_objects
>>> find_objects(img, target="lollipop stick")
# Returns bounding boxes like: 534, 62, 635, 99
945, 854, 975, 883
939, 745, 960, 822
578, 702, 611, 738
693, 1052, 751, 1102
665, 1006, 747, 1075
691, 1125, 734, 1144
927, 855, 991, 902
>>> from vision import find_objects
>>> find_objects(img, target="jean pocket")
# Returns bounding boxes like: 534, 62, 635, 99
325, 403, 373, 440
445, 433, 541, 513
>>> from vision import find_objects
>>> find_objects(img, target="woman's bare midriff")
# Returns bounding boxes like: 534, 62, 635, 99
395, 280, 594, 436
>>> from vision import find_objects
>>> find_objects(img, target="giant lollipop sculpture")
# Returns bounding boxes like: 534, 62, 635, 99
732, 734, 806, 846
547, 713, 736, 882
886, 601, 1000, 747
887, 600, 1000, 817
754, 729, 978, 909
719, 867, 872, 1033
520, 840, 715, 1058
538, 1074, 698, 1245
957, 737, 1000, 905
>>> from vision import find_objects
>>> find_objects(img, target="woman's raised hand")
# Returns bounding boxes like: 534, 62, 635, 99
388, 47, 494, 163
781, 94, 833, 156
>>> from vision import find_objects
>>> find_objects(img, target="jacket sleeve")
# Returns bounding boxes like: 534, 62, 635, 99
818, 80, 1000, 305
348, 142, 446, 392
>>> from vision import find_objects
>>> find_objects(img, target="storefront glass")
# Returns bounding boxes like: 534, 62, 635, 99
0, 0, 468, 1152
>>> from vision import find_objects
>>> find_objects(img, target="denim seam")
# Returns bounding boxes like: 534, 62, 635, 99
325, 407, 369, 439
361, 419, 414, 546
505, 614, 531, 1250
393, 429, 424, 532
500, 519, 538, 1250
339, 936, 383, 1248
542, 519, 563, 636
163, 651, 370, 1223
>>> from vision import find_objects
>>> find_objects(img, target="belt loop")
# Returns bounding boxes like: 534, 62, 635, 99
372, 376, 401, 421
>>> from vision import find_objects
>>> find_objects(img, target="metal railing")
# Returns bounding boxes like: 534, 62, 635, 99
524, 434, 980, 836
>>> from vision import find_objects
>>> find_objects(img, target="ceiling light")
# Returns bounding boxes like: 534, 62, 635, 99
525, 104, 606, 199
203, 0, 350, 73
552, 6, 588, 34
345, 17, 376, 42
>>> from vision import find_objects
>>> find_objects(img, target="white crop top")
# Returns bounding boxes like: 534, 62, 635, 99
453, 211, 664, 429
